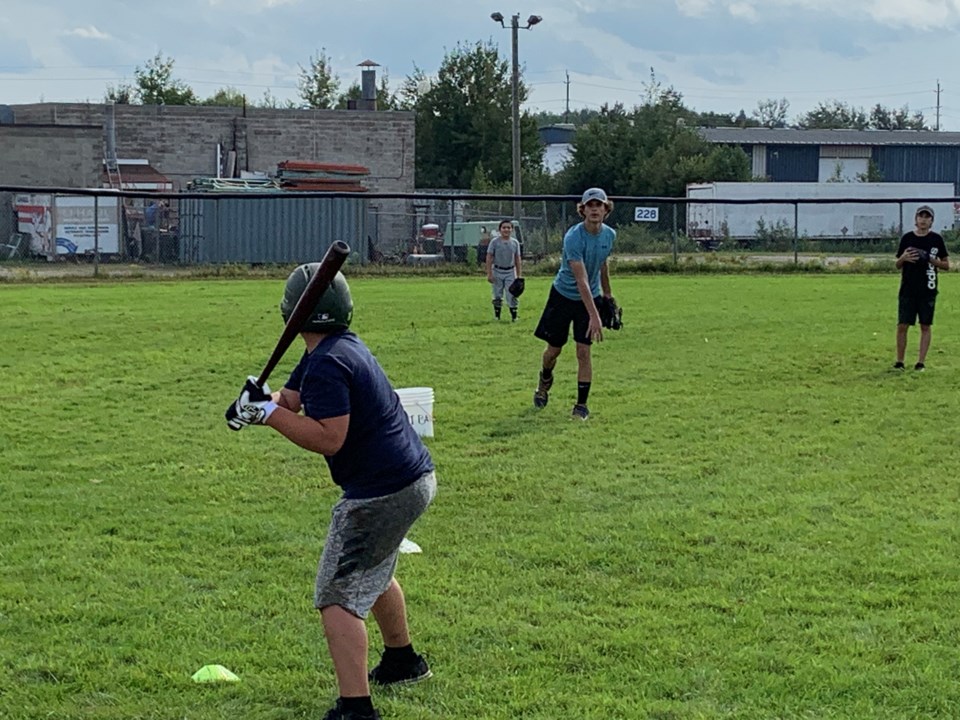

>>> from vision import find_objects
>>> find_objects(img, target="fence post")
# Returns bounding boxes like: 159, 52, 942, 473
541, 200, 548, 259
793, 202, 799, 265
672, 201, 678, 265
93, 194, 100, 278
449, 199, 455, 258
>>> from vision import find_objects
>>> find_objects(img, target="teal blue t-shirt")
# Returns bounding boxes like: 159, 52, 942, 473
553, 222, 615, 300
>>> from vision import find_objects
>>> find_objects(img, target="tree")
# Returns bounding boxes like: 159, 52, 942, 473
104, 82, 135, 104
797, 100, 868, 130
532, 108, 599, 127
396, 66, 429, 111
134, 53, 197, 105
692, 109, 758, 128
258, 89, 298, 109
753, 98, 790, 128
558, 84, 751, 198
798, 99, 928, 130
407, 40, 543, 189
298, 49, 341, 109
869, 103, 926, 130
201, 87, 247, 107
856, 159, 884, 182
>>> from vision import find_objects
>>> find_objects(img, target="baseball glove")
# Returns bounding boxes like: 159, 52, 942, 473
597, 296, 623, 330
508, 277, 525, 298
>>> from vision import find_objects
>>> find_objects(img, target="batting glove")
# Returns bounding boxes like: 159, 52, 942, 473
225, 376, 277, 431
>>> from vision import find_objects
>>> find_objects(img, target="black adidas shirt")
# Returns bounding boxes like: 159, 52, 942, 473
896, 231, 949, 297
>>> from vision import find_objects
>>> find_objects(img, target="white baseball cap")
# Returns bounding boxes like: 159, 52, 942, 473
916, 205, 935, 219
580, 187, 609, 204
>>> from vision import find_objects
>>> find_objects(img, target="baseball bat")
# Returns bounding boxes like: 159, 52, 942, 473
256, 240, 351, 386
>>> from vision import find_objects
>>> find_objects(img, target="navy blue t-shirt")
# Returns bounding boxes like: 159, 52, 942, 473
285, 331, 434, 499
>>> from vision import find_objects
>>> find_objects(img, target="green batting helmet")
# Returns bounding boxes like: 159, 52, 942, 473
280, 264, 353, 332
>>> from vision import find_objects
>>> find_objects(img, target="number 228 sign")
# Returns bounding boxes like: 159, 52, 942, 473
634, 207, 659, 222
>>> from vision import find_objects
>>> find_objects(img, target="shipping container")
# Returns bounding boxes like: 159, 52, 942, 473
177, 195, 368, 264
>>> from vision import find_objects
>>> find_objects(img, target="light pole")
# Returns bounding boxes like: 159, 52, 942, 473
491, 12, 541, 224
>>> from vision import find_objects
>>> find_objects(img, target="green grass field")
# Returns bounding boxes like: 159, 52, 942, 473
2, 274, 959, 720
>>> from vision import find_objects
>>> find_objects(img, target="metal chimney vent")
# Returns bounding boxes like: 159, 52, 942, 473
357, 59, 379, 111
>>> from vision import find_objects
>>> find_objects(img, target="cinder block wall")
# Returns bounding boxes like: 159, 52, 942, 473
8, 103, 416, 250
0, 125, 101, 187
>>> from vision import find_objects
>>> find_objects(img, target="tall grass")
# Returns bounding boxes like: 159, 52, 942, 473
1, 275, 958, 719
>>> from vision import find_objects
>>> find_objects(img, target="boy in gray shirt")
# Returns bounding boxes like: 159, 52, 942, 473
485, 219, 523, 321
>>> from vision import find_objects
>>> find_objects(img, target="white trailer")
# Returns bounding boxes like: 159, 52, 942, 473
686, 182, 957, 245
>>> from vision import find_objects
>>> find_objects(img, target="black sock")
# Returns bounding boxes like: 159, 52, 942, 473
577, 382, 591, 405
383, 643, 417, 663
541, 367, 553, 381
339, 696, 375, 716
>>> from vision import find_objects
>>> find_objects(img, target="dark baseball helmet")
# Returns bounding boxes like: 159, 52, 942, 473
280, 264, 353, 332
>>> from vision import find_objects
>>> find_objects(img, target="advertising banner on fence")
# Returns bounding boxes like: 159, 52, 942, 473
54, 196, 120, 255
14, 194, 54, 256
14, 194, 121, 257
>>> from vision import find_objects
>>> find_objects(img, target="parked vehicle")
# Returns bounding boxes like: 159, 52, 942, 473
444, 220, 523, 263
686, 182, 957, 246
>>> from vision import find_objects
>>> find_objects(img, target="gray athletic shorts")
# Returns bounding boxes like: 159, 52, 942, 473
314, 471, 437, 618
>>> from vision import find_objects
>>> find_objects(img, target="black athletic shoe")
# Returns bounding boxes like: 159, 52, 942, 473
322, 700, 381, 720
914, 362, 925, 371
571, 403, 590, 420
893, 361, 905, 369
368, 653, 432, 687
533, 371, 553, 409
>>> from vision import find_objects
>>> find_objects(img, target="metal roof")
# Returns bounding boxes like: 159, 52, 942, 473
699, 127, 960, 146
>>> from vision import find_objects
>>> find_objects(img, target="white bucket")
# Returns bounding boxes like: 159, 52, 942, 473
395, 387, 435, 438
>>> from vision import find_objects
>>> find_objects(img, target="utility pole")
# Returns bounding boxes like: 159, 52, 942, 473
935, 79, 941, 131
564, 70, 570, 123
510, 15, 521, 224
491, 12, 542, 224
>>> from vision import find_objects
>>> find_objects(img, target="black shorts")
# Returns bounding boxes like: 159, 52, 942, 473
898, 295, 937, 326
533, 285, 601, 347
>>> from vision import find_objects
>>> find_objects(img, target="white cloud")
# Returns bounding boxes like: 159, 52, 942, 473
2, 0, 959, 129
63, 26, 110, 40
675, 0, 714, 16
727, 2, 758, 21
866, 0, 960, 29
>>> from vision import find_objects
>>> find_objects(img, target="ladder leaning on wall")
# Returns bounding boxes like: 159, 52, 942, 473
104, 158, 123, 190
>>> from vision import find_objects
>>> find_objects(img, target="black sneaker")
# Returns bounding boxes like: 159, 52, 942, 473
893, 361, 905, 369
368, 653, 432, 687
533, 371, 553, 409
571, 403, 590, 420
914, 362, 925, 371
322, 700, 381, 720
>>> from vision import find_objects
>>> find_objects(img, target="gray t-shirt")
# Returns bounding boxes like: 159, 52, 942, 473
488, 237, 520, 268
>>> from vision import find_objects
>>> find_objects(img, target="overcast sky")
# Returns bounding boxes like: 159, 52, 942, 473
2, 0, 959, 129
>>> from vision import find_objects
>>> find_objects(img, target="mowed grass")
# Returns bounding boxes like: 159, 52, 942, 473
1, 274, 959, 720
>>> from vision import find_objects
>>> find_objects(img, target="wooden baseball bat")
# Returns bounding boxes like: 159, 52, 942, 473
256, 240, 351, 386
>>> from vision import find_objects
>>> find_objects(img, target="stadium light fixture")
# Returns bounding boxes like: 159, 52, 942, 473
490, 11, 542, 223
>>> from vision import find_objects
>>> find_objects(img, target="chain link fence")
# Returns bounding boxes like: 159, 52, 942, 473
2, 186, 958, 266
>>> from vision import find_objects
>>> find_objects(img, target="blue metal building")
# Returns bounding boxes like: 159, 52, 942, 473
699, 128, 960, 192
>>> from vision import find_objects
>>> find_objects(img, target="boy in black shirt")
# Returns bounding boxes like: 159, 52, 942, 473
894, 205, 950, 370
